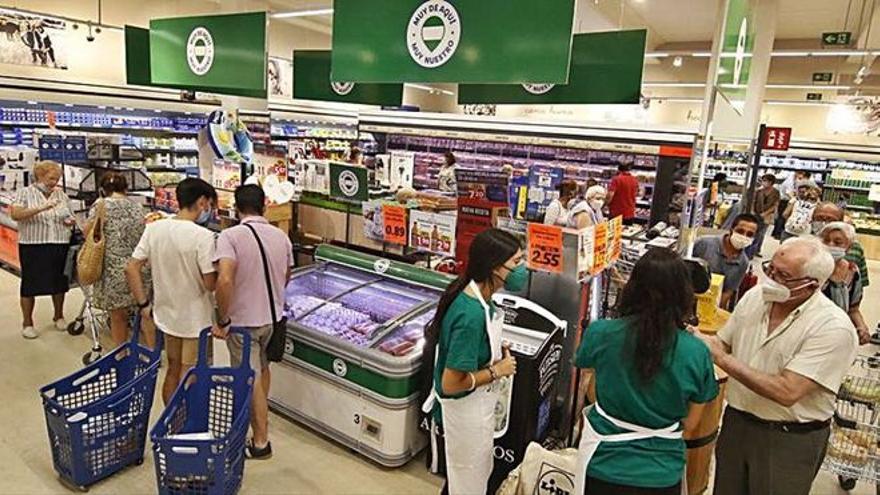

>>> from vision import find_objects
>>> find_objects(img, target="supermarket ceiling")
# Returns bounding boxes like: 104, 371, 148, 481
268, 0, 879, 50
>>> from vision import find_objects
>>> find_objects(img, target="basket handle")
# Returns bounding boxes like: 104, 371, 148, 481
196, 327, 251, 370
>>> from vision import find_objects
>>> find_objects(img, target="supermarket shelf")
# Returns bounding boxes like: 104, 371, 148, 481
760, 165, 830, 174
846, 204, 875, 212
826, 184, 872, 192
0, 121, 199, 134
139, 148, 199, 154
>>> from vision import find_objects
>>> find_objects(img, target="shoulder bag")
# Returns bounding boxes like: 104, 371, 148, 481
76, 200, 106, 286
244, 223, 287, 362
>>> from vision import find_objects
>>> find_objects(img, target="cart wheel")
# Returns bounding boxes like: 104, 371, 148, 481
838, 475, 857, 491
82, 350, 102, 366
67, 319, 85, 336
134, 458, 144, 466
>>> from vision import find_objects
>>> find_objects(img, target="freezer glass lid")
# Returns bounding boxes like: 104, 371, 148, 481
284, 264, 380, 320
375, 307, 435, 357
292, 270, 441, 348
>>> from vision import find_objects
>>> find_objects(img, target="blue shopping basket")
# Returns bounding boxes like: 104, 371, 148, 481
39, 316, 162, 491
151, 327, 254, 495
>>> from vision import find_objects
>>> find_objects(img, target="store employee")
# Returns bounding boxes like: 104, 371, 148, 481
692, 213, 760, 308
422, 228, 524, 495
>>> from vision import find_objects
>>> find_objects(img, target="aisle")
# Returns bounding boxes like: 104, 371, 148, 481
0, 269, 440, 495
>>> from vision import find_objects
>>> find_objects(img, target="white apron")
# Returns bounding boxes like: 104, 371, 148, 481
422, 282, 504, 495
574, 403, 684, 495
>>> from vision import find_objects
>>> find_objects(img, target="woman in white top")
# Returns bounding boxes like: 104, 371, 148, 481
544, 180, 577, 226
438, 152, 458, 193
569, 184, 607, 229
782, 180, 820, 240
10, 160, 75, 339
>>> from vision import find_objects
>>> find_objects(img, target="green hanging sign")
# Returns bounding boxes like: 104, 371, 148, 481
458, 30, 646, 105
330, 0, 576, 83
294, 51, 403, 106
147, 12, 267, 98
329, 162, 369, 203
716, 0, 755, 105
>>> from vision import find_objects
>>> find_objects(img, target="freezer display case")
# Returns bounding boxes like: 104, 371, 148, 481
269, 245, 453, 467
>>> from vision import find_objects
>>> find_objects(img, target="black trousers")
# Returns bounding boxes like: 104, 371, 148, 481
585, 476, 681, 494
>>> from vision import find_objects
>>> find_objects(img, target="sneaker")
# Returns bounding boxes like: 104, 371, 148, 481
871, 333, 880, 346
21, 326, 38, 339
53, 318, 67, 331
245, 439, 272, 460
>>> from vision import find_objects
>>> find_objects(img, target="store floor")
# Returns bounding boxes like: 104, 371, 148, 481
1, 253, 878, 495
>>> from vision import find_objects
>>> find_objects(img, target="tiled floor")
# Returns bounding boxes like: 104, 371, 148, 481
1, 247, 878, 494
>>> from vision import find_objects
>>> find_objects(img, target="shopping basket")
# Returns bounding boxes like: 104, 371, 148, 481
39, 316, 162, 491
151, 327, 254, 495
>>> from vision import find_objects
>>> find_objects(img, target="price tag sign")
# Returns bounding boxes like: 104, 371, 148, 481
592, 221, 609, 275
608, 216, 623, 264
527, 223, 563, 274
382, 204, 407, 245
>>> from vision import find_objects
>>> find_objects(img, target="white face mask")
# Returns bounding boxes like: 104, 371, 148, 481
729, 232, 753, 250
825, 245, 847, 261
589, 199, 604, 211
758, 269, 815, 303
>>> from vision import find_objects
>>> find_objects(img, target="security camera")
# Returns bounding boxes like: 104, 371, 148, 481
87, 34, 95, 42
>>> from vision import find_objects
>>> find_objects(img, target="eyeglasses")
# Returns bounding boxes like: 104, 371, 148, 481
761, 260, 814, 286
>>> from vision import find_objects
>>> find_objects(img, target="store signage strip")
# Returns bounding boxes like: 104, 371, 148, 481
294, 51, 403, 106
459, 30, 647, 105
331, 0, 575, 83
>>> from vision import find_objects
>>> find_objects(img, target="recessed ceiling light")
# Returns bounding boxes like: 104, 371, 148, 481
672, 56, 683, 67
272, 8, 334, 19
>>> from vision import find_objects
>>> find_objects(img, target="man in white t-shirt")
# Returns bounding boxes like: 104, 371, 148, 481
126, 178, 218, 404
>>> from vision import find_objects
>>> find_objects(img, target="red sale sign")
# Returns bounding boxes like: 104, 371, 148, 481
763, 127, 792, 151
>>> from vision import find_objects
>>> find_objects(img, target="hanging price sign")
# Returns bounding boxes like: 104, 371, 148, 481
608, 216, 623, 264
592, 221, 609, 275
527, 223, 564, 274
382, 204, 407, 245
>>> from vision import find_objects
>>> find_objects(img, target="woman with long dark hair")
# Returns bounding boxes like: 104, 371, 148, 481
573, 248, 718, 494
422, 228, 525, 495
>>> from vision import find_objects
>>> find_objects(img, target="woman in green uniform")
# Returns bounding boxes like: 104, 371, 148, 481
422, 228, 525, 495
574, 248, 719, 494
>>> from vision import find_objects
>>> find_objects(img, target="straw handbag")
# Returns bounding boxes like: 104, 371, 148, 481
76, 200, 106, 286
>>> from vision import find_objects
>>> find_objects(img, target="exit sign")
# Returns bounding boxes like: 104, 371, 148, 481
762, 127, 792, 151
806, 93, 823, 101
812, 72, 834, 84
822, 32, 852, 45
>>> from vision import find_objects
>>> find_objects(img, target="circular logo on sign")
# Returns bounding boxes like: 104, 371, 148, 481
332, 358, 348, 377
522, 84, 556, 95
338, 170, 360, 197
186, 27, 215, 76
374, 259, 391, 274
407, 0, 461, 68
534, 469, 574, 495
331, 82, 356, 95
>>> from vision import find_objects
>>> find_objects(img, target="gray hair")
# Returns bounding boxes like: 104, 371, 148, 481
819, 221, 856, 244
781, 236, 835, 286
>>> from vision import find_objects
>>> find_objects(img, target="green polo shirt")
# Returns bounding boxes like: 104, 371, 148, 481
575, 318, 718, 489
432, 292, 493, 424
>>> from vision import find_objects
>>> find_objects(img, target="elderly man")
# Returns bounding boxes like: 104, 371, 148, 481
819, 221, 869, 345
812, 201, 870, 287
700, 237, 857, 495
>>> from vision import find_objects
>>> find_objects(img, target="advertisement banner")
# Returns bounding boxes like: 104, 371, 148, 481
268, 57, 293, 99
294, 51, 403, 106
0, 9, 68, 69
363, 200, 385, 241
716, 0, 755, 106
456, 168, 511, 205
383, 204, 408, 245
331, 0, 576, 83
608, 216, 623, 264
212, 160, 242, 191
459, 30, 646, 105
409, 210, 456, 257
527, 223, 564, 274
329, 162, 369, 203
389, 151, 415, 190
592, 221, 608, 275
149, 12, 267, 98
526, 165, 564, 222
577, 226, 595, 282
457, 198, 507, 270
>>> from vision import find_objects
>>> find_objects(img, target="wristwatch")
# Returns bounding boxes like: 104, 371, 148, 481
218, 317, 232, 328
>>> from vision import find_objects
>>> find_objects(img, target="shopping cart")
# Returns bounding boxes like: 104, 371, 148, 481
822, 354, 880, 494
63, 231, 110, 366
151, 328, 254, 495
39, 317, 162, 492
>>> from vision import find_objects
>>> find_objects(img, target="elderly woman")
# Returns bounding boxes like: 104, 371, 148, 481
10, 160, 75, 339
568, 184, 607, 229
819, 221, 869, 345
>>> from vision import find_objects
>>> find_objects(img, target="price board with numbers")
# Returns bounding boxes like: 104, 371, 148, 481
527, 223, 564, 274
592, 221, 609, 275
382, 204, 407, 245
